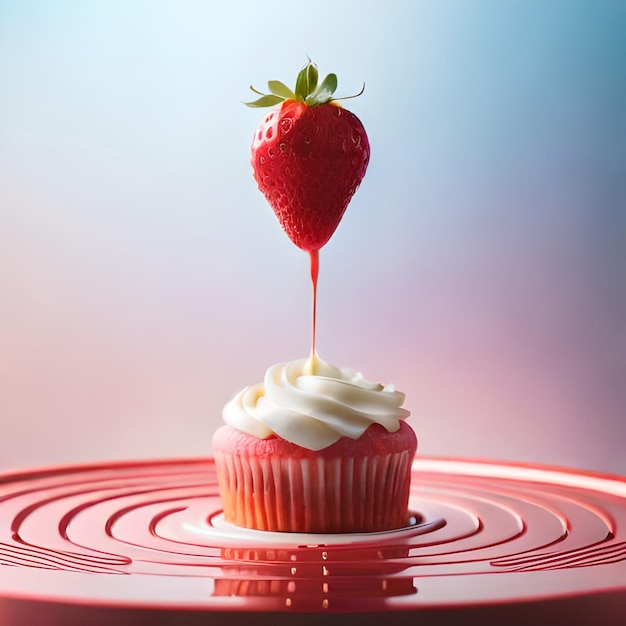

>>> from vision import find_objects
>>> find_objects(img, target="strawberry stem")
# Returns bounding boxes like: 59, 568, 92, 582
244, 60, 363, 108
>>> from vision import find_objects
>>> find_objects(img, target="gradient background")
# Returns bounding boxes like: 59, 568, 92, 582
1, 0, 624, 474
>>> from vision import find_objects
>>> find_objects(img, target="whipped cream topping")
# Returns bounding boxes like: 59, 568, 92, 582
222, 355, 410, 451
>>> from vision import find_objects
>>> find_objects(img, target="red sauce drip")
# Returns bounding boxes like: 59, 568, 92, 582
309, 249, 319, 365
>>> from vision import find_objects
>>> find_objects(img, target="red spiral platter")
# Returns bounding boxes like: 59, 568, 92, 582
0, 457, 625, 625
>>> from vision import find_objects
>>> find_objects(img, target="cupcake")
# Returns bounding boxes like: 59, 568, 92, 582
212, 355, 416, 533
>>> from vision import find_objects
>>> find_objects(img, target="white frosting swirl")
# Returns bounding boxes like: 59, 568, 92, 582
222, 356, 410, 451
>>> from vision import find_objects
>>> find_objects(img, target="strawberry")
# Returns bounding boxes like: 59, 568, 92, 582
246, 61, 370, 252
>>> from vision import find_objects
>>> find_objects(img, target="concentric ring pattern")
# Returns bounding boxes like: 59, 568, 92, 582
0, 458, 625, 614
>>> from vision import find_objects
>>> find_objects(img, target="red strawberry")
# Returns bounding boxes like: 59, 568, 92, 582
246, 61, 370, 252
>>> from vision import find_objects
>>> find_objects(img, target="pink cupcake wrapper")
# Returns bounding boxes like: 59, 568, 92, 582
214, 450, 412, 533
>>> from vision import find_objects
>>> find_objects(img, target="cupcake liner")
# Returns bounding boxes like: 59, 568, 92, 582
214, 446, 413, 533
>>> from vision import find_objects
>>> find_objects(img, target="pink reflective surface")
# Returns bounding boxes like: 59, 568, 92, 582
0, 457, 625, 624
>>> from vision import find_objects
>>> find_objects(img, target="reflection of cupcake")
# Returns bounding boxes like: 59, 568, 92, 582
212, 355, 416, 533
214, 546, 416, 608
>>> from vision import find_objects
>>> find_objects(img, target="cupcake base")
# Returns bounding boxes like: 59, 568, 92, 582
212, 422, 417, 533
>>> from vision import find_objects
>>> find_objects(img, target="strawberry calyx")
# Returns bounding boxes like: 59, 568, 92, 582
245, 60, 364, 108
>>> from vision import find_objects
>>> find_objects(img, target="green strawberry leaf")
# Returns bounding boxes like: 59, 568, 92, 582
268, 80, 295, 100
295, 64, 309, 101
244, 94, 284, 108
306, 73, 337, 105
306, 62, 318, 94
295, 60, 321, 101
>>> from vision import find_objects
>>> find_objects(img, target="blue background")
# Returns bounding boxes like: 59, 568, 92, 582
1, 0, 624, 473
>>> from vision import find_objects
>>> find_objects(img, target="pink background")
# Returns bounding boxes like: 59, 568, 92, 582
1, 1, 624, 474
